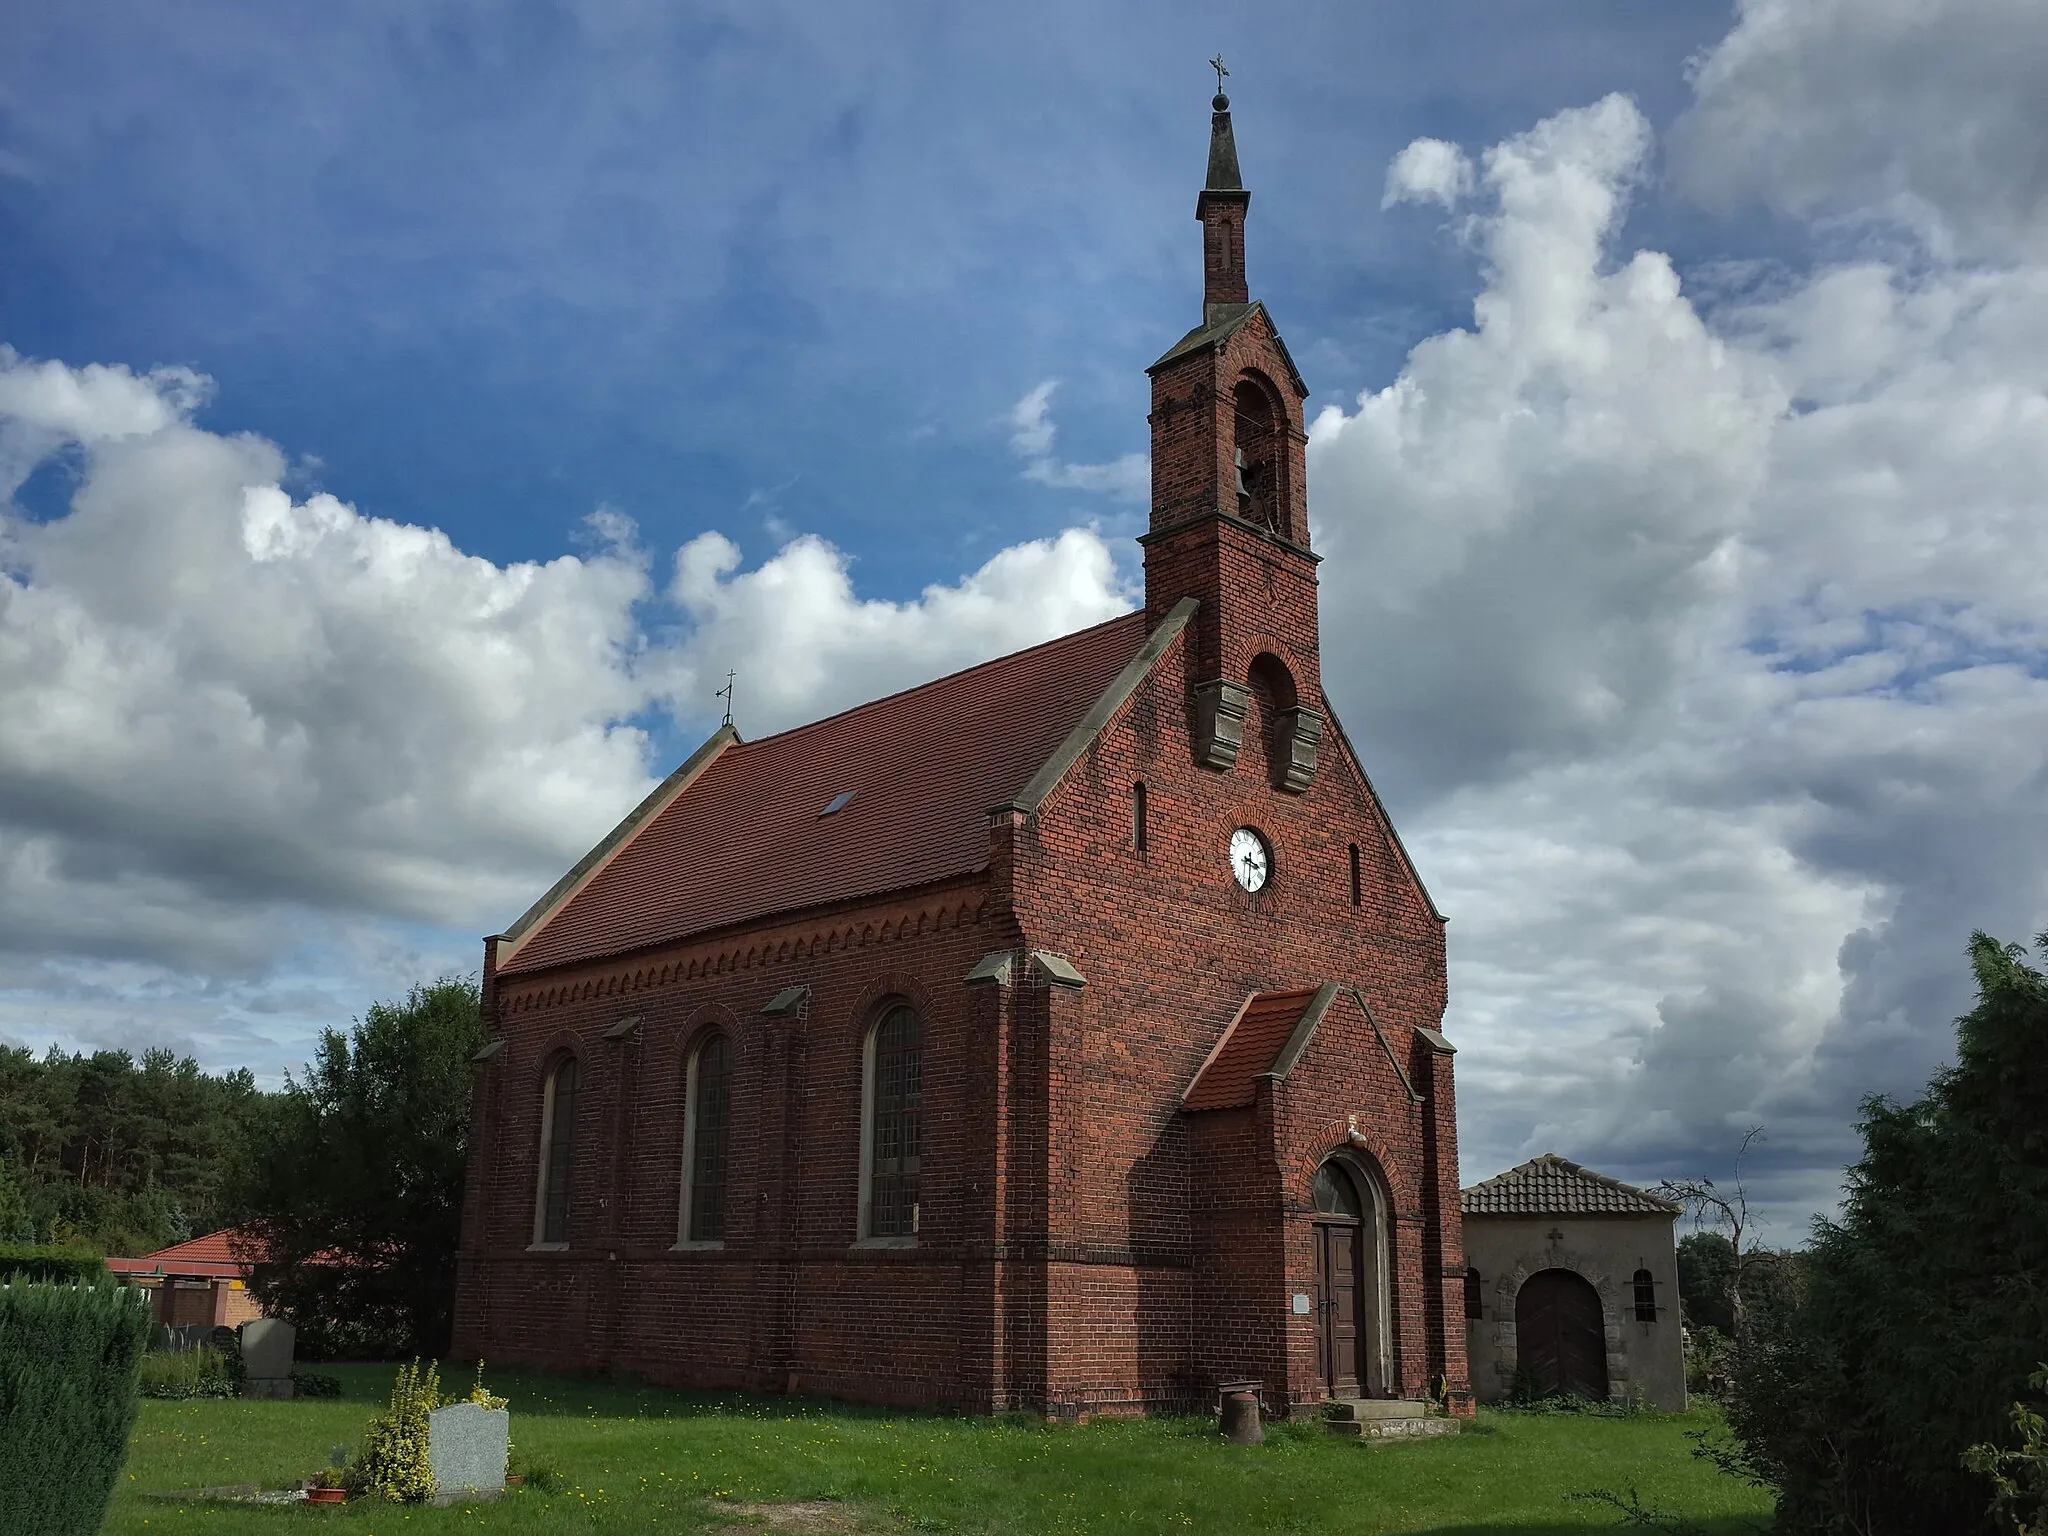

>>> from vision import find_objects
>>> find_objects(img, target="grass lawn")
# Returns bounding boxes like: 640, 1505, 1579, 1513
107, 1365, 1772, 1535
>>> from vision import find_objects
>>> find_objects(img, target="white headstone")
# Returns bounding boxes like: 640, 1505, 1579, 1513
428, 1403, 509, 1500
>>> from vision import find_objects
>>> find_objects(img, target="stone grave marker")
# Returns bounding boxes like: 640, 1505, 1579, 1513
239, 1317, 296, 1400
428, 1401, 509, 1503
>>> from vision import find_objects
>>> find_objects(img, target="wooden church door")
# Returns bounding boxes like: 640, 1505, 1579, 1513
1515, 1268, 1608, 1400
1313, 1219, 1363, 1396
1312, 1160, 1382, 1398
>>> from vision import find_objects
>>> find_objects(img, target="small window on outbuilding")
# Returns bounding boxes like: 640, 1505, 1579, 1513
1464, 1266, 1483, 1321
1633, 1268, 1658, 1322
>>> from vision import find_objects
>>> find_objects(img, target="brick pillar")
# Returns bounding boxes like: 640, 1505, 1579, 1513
1002, 961, 1054, 1413
596, 1018, 641, 1368
1416, 1030, 1473, 1413
747, 1011, 793, 1390
960, 951, 1015, 1410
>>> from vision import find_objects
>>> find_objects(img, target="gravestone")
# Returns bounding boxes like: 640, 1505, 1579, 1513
427, 1402, 509, 1502
239, 1317, 295, 1400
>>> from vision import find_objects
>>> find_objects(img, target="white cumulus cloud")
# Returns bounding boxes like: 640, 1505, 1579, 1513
1007, 379, 1150, 503
0, 350, 1127, 1076
1316, 63, 2048, 1222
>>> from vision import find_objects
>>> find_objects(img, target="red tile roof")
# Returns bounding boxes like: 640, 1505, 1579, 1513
105, 1226, 262, 1279
1462, 1155, 1680, 1217
502, 610, 1153, 976
1183, 988, 1325, 1111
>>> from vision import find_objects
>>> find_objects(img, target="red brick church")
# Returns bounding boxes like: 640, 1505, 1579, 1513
452, 87, 1471, 1419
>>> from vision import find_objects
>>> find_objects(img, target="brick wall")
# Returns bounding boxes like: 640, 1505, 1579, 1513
1011, 609, 1462, 1415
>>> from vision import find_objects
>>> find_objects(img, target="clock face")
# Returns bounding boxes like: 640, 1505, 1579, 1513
1229, 827, 1271, 892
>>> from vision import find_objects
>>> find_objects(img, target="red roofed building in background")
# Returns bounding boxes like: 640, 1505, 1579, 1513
106, 1227, 269, 1330
452, 86, 1470, 1419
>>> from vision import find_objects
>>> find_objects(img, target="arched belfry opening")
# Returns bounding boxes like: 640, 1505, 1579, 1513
1246, 652, 1322, 794
1232, 377, 1283, 534
1247, 653, 1295, 786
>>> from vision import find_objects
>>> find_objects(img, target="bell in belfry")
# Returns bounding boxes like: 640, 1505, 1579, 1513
1234, 446, 1253, 513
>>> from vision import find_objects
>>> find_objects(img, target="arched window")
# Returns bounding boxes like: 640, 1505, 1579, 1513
1248, 653, 1299, 790
863, 1005, 923, 1239
1132, 781, 1148, 852
683, 1034, 732, 1244
1633, 1268, 1658, 1323
1312, 1161, 1364, 1217
533, 1055, 580, 1246
1465, 1266, 1484, 1321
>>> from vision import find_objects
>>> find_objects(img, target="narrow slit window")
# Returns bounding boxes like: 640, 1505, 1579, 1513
1349, 844, 1362, 906
1464, 1266, 1484, 1321
1633, 1268, 1658, 1322
687, 1035, 732, 1242
535, 1056, 580, 1246
1132, 782, 1148, 852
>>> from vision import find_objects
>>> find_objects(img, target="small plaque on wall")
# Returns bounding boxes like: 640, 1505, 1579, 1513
1292, 1294, 1311, 1315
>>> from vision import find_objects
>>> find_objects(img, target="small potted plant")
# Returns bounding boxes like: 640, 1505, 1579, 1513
305, 1467, 346, 1505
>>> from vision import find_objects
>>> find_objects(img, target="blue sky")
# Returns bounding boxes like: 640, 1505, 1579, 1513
4, 0, 2046, 1232
5, 2, 1729, 597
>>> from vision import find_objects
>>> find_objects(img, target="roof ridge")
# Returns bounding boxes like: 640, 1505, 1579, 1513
1462, 1153, 1679, 1215
730, 607, 1145, 754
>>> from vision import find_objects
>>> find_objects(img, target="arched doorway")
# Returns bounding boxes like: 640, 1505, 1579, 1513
1515, 1269, 1609, 1400
1311, 1159, 1390, 1398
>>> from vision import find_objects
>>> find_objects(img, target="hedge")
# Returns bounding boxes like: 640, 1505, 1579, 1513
0, 1280, 155, 1536
0, 1246, 104, 1285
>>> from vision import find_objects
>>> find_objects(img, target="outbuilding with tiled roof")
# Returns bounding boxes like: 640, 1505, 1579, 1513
106, 1226, 269, 1332
1460, 1156, 1686, 1411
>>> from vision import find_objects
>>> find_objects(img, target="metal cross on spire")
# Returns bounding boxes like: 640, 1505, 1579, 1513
715, 670, 735, 728
1209, 54, 1229, 93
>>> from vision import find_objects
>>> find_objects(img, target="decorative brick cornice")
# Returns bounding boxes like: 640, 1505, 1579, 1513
494, 890, 989, 1016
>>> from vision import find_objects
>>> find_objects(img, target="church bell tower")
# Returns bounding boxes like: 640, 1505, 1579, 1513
1142, 76, 1326, 792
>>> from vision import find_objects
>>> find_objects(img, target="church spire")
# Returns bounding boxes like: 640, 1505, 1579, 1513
1197, 60, 1250, 320
1142, 71, 1324, 787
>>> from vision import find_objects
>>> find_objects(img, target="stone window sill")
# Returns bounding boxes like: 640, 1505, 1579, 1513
851, 1236, 918, 1251
669, 1240, 726, 1253
525, 1242, 569, 1254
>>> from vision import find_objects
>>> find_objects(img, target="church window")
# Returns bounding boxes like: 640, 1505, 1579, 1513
1465, 1266, 1484, 1321
1633, 1268, 1658, 1322
1349, 843, 1362, 905
683, 1033, 732, 1243
1132, 782, 1148, 852
533, 1054, 580, 1247
863, 1006, 923, 1239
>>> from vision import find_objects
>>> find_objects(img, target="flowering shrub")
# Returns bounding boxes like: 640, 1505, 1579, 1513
467, 1359, 507, 1410
345, 1360, 442, 1503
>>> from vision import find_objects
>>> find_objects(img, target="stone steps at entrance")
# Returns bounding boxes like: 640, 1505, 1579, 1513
1323, 1399, 1460, 1441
